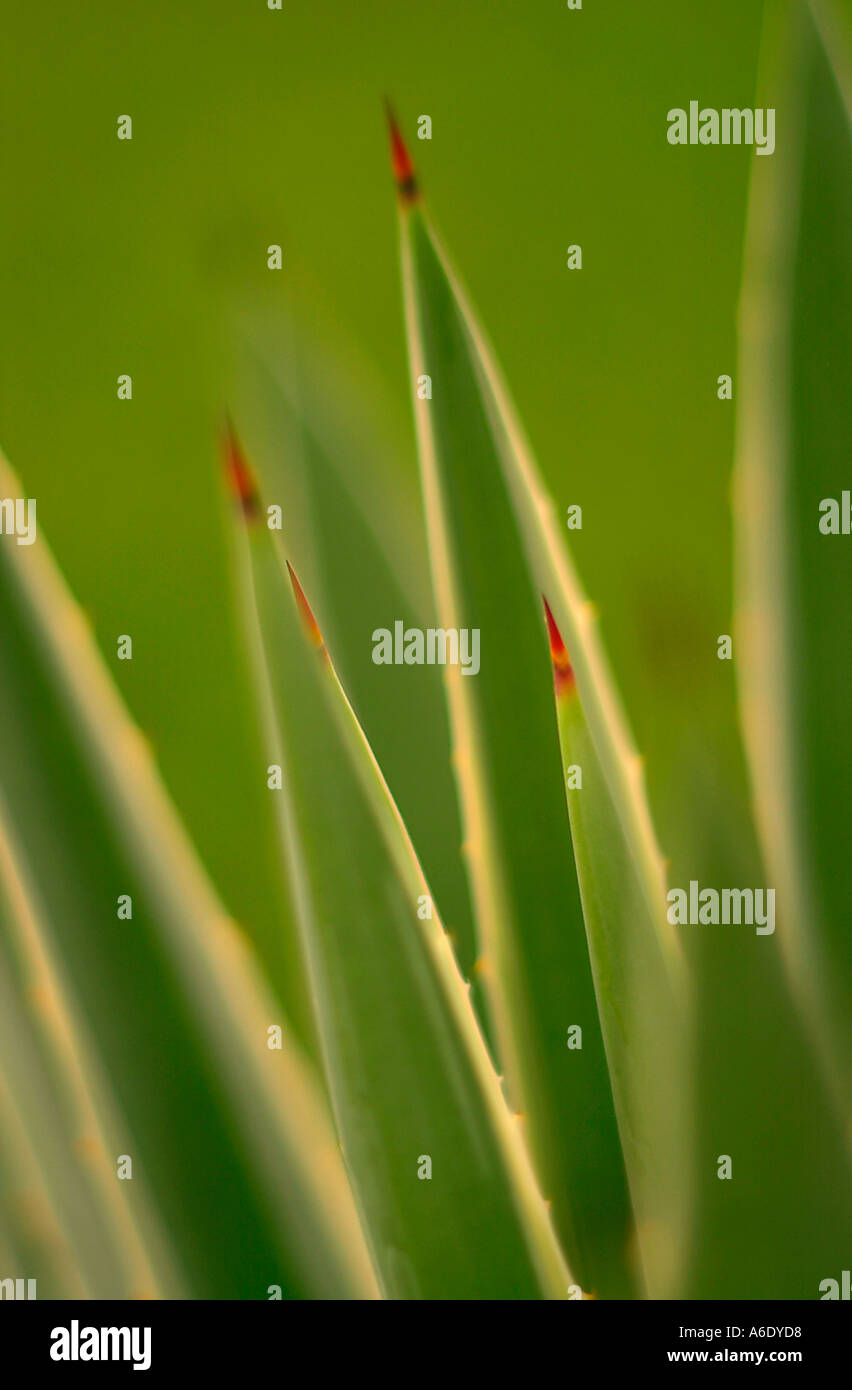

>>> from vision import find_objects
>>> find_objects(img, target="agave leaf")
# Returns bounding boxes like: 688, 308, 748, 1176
545, 609, 691, 1296
231, 453, 571, 1300
394, 125, 689, 1296
809, 0, 852, 115
0, 1074, 89, 1298
0, 1200, 30, 1295
667, 0, 852, 1298
0, 796, 182, 1297
231, 339, 478, 982
734, 0, 852, 1121
0, 447, 377, 1300
0, 953, 158, 1299
398, 164, 679, 985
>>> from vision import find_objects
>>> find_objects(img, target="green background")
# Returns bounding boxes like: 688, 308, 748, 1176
0, 0, 767, 966
2, 1, 849, 1297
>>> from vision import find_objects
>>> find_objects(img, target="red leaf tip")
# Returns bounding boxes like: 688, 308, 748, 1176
223, 421, 261, 521
384, 100, 420, 205
543, 598, 576, 698
286, 562, 325, 651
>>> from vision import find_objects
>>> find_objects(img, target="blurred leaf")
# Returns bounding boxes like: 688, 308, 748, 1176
234, 473, 571, 1300
734, 0, 852, 1126
674, 0, 852, 1298
0, 1074, 88, 1298
0, 793, 182, 1297
0, 448, 377, 1300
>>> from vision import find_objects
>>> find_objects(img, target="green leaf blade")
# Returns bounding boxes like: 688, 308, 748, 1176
0, 449, 377, 1300
400, 199, 644, 1297
551, 653, 690, 1296
232, 344, 479, 982
0, 797, 185, 1298
242, 515, 571, 1300
734, 0, 852, 1119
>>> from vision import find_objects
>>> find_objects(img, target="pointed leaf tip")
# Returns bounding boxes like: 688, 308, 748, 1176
286, 562, 326, 651
543, 598, 576, 698
223, 422, 261, 521
384, 100, 420, 204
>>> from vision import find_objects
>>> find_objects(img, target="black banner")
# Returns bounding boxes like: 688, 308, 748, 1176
1, 1299, 848, 1377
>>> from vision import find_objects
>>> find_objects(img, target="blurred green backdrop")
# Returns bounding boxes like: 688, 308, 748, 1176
0, 0, 767, 988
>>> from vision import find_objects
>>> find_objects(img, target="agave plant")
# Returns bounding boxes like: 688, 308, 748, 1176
0, 0, 849, 1301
